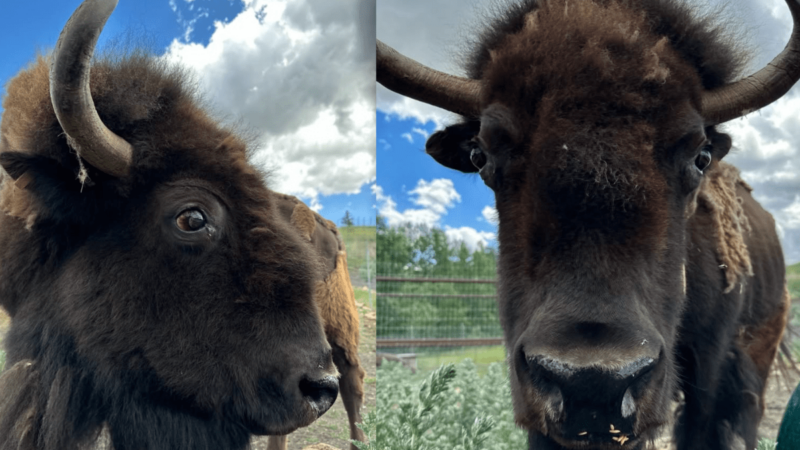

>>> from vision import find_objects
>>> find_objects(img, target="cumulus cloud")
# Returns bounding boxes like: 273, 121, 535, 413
164, 0, 376, 207
377, 179, 494, 250
724, 94, 800, 264
376, 0, 477, 127
375, 179, 460, 227
481, 205, 498, 225
169, 0, 210, 42
444, 226, 496, 251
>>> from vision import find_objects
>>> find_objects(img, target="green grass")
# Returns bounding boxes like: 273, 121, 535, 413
416, 346, 506, 375
353, 287, 375, 310
340, 226, 376, 265
340, 226, 376, 286
757, 438, 777, 450
788, 262, 800, 300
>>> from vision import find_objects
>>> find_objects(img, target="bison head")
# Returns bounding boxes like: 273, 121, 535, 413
0, 1, 337, 449
378, 0, 800, 447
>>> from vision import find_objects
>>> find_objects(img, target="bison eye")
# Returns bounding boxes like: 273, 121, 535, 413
695, 146, 712, 173
470, 145, 487, 169
176, 209, 206, 232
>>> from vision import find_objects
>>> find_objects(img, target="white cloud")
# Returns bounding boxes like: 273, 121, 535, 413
168, 0, 210, 42
444, 226, 496, 251
409, 179, 461, 215
412, 127, 431, 140
481, 205, 498, 225
778, 196, 800, 229
376, 180, 494, 251
376, 179, 459, 228
164, 0, 375, 202
401, 132, 414, 143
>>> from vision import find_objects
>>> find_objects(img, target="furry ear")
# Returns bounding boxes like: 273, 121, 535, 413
425, 120, 481, 173
707, 128, 732, 161
290, 202, 317, 241
0, 152, 105, 227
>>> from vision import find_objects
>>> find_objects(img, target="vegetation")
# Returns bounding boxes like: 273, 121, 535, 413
414, 346, 506, 374
373, 359, 790, 450
787, 262, 800, 300
787, 262, 800, 360
369, 360, 524, 450
340, 225, 377, 285
758, 438, 777, 450
377, 220, 500, 340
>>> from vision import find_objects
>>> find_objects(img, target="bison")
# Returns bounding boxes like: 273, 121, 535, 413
0, 0, 364, 449
378, 0, 797, 449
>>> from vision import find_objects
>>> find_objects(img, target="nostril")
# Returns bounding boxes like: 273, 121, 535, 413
299, 375, 339, 417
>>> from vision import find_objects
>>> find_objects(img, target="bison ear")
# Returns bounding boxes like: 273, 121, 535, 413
290, 202, 317, 241
0, 151, 104, 227
425, 120, 481, 173
707, 128, 732, 161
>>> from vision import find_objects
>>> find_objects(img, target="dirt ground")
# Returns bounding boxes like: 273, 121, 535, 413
250, 294, 377, 450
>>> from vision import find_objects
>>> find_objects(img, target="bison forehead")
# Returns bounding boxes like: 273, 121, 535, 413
479, 1, 704, 122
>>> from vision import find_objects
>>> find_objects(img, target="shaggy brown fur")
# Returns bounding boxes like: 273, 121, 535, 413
696, 161, 754, 293
738, 284, 791, 386
464, 0, 749, 89
316, 252, 363, 368
271, 194, 366, 450
0, 360, 37, 450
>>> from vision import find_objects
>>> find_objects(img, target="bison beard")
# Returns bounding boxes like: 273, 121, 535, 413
377, 0, 797, 449
0, 1, 355, 449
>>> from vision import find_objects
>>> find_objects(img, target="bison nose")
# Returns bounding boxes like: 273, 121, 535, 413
521, 350, 658, 434
300, 374, 339, 417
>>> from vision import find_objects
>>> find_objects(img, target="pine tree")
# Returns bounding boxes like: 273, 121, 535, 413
342, 210, 354, 227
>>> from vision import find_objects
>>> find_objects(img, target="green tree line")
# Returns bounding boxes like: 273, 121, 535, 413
377, 217, 501, 340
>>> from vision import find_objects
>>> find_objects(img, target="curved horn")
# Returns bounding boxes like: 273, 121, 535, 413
50, 0, 132, 177
702, 0, 800, 125
377, 40, 482, 118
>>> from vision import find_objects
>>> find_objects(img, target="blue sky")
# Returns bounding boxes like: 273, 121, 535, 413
376, 0, 800, 263
1, 0, 376, 228
376, 111, 497, 250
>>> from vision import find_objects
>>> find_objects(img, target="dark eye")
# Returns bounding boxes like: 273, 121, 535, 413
470, 144, 487, 169
176, 209, 206, 232
695, 145, 712, 173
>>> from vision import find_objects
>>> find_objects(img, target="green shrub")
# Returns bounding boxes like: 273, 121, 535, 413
373, 359, 525, 450
758, 438, 777, 450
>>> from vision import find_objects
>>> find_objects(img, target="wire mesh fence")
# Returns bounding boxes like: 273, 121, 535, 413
377, 223, 506, 369
376, 275, 501, 344
339, 224, 376, 309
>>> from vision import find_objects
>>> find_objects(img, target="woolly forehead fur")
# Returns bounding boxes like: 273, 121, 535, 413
464, 0, 750, 88
458, 0, 753, 249
0, 52, 274, 227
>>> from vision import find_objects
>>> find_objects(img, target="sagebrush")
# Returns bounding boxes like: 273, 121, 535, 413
373, 359, 525, 450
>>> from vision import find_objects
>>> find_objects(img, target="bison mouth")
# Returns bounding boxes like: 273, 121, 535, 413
513, 345, 670, 449
545, 429, 644, 450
